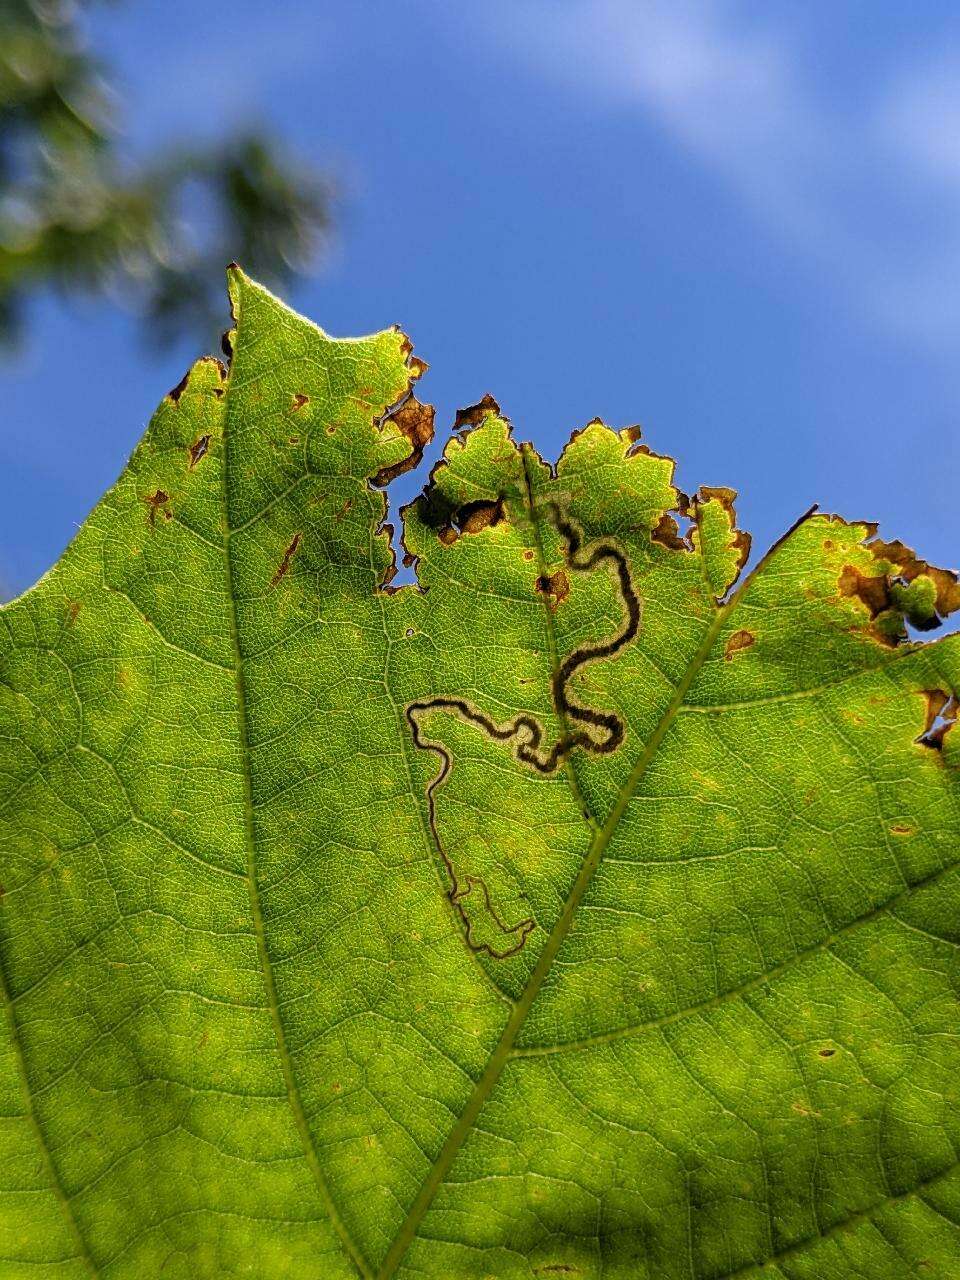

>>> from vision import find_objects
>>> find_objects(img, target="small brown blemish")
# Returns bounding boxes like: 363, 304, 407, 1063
535, 568, 570, 607
523, 549, 534, 561
651, 512, 690, 552
724, 629, 756, 660
868, 537, 960, 619
188, 434, 211, 469
438, 526, 458, 546
291, 393, 309, 411
791, 1101, 821, 1118
396, 333, 428, 381
838, 564, 890, 618
145, 490, 172, 526
917, 688, 957, 751
373, 395, 436, 486
921, 688, 949, 732
457, 497, 504, 534
817, 1048, 837, 1058
454, 393, 501, 431
270, 532, 302, 588
65, 601, 81, 626
168, 369, 191, 404
890, 822, 915, 837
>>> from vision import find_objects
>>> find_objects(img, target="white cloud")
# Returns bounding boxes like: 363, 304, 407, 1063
475, 0, 960, 353
881, 50, 960, 183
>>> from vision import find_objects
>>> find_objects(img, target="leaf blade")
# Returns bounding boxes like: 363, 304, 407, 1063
2, 271, 959, 1279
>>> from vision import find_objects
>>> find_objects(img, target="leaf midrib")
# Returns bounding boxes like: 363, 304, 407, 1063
375, 497, 754, 1278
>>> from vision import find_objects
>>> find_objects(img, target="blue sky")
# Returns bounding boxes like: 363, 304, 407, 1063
2, 1, 959, 600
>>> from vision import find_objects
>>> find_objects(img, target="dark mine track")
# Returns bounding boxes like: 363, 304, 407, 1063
406, 502, 641, 959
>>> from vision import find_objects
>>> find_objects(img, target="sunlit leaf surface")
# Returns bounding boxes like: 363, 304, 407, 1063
2, 271, 959, 1279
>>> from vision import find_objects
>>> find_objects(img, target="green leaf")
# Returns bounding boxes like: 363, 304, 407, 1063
3, 270, 960, 1280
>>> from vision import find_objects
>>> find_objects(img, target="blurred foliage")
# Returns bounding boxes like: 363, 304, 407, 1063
0, 0, 332, 347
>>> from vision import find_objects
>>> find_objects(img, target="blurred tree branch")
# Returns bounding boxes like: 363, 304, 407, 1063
0, 0, 332, 347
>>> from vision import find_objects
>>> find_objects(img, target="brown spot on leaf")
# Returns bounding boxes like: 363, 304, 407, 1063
168, 370, 191, 404
291, 393, 309, 411
454, 393, 501, 431
65, 601, 81, 626
651, 512, 691, 552
890, 822, 915, 836
188, 434, 211, 469
868, 538, 960, 619
791, 1100, 821, 1118
535, 568, 570, 607
435, 495, 507, 544
395, 329, 429, 380
270, 532, 302, 588
724, 629, 756, 660
917, 689, 957, 751
921, 689, 949, 733
838, 564, 890, 618
817, 1048, 836, 1058
458, 497, 504, 534
832, 527, 960, 638
145, 490, 172, 526
372, 395, 436, 486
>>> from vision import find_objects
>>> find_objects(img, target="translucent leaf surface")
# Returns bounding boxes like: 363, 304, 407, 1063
2, 270, 960, 1279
